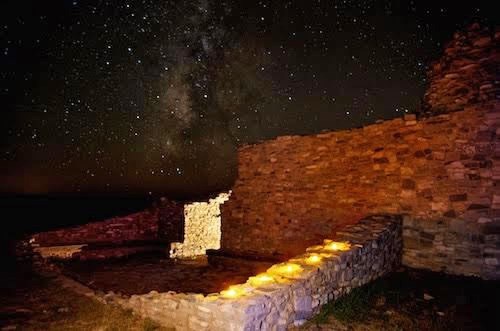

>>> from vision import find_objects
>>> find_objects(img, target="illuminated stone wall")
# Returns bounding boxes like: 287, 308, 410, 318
170, 192, 231, 258
113, 215, 402, 330
221, 106, 499, 266
219, 25, 500, 279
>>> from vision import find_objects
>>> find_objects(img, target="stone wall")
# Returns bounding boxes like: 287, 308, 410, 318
114, 215, 402, 330
220, 24, 500, 278
402, 216, 500, 279
29, 199, 185, 248
422, 24, 499, 115
221, 106, 499, 265
31, 209, 161, 246
170, 192, 231, 258
23, 199, 185, 260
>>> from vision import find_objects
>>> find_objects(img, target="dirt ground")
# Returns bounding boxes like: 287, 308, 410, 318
61, 254, 274, 295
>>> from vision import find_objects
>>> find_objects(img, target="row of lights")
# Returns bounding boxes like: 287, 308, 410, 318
220, 240, 351, 298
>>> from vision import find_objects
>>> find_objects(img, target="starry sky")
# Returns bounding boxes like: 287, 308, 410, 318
1, 0, 497, 197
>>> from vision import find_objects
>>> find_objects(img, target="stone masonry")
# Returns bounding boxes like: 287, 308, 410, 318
24, 198, 185, 260
422, 24, 499, 115
16, 24, 500, 330
30, 209, 160, 246
170, 192, 231, 258
219, 24, 500, 279
402, 216, 500, 279
114, 215, 402, 330
221, 105, 499, 272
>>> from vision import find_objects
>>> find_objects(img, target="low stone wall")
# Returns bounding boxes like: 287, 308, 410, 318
22, 199, 185, 261
28, 198, 186, 248
113, 215, 402, 330
30, 209, 161, 246
403, 216, 499, 279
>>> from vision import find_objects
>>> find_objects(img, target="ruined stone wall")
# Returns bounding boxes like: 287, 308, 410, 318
170, 192, 230, 258
29, 198, 185, 248
220, 25, 500, 279
114, 215, 402, 330
221, 106, 499, 264
422, 24, 499, 115
31, 209, 160, 246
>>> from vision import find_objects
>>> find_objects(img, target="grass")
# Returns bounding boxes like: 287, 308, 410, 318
304, 268, 500, 331
312, 272, 413, 324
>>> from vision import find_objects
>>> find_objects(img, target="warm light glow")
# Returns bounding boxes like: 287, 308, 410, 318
220, 285, 246, 298
323, 241, 351, 251
305, 254, 322, 265
248, 273, 275, 287
268, 263, 303, 276
222, 288, 238, 298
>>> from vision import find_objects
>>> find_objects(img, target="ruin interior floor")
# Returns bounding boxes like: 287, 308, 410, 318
60, 253, 274, 295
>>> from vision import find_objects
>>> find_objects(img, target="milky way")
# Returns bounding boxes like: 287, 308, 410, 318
1, 0, 497, 196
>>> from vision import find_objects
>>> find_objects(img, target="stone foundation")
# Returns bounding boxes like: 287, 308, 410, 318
113, 215, 402, 330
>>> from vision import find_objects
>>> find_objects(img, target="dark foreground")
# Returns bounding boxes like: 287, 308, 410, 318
0, 262, 169, 331
300, 267, 500, 331
1, 261, 499, 331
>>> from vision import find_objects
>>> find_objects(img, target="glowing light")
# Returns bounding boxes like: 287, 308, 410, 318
221, 288, 237, 298
268, 263, 303, 276
323, 241, 351, 252
248, 273, 275, 287
220, 285, 246, 299
305, 254, 322, 265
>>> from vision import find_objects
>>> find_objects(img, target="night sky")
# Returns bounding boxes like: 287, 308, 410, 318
1, 0, 497, 197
